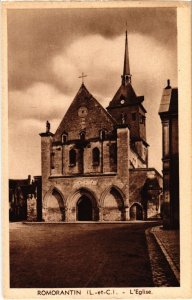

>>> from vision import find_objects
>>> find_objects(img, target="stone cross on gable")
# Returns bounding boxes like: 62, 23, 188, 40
78, 72, 87, 84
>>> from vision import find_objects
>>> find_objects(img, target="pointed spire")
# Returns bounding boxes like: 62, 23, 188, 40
123, 30, 130, 75
122, 30, 132, 85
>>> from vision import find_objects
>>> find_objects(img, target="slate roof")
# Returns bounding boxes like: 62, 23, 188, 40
123, 30, 130, 76
107, 31, 145, 110
159, 87, 178, 114
107, 83, 144, 109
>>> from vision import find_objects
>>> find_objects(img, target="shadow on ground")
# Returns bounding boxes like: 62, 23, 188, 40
10, 222, 159, 288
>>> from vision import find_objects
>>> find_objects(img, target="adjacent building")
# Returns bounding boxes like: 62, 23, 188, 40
159, 80, 179, 228
9, 176, 42, 221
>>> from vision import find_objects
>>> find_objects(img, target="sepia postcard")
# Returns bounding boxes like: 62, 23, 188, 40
1, 1, 192, 299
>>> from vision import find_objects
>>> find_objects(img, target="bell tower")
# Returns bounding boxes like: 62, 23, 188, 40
107, 31, 149, 165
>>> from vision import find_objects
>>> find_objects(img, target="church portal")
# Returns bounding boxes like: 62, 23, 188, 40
77, 196, 93, 221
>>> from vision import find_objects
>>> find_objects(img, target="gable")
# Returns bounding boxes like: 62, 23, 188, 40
54, 84, 116, 142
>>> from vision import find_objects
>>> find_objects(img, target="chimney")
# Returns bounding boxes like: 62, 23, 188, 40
28, 175, 31, 184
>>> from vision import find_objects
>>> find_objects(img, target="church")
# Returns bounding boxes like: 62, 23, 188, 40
40, 31, 162, 222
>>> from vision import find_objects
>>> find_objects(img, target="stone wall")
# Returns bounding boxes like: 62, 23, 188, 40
40, 131, 162, 222
41, 127, 129, 222
42, 175, 128, 222
50, 140, 117, 177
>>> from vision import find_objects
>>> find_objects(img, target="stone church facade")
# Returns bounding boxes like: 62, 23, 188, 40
40, 31, 162, 222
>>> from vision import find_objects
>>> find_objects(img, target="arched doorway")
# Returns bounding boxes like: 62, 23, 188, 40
68, 188, 99, 222
130, 203, 143, 220
77, 196, 93, 221
103, 187, 125, 221
46, 188, 65, 222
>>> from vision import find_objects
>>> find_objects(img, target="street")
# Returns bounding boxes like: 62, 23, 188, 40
9, 222, 178, 288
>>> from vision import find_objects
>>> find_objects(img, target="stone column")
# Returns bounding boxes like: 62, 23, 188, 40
125, 207, 130, 221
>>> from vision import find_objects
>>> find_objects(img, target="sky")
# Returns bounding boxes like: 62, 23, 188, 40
8, 7, 177, 179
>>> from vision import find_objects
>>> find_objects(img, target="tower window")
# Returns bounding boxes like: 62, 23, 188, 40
99, 129, 107, 140
80, 131, 86, 141
131, 113, 136, 121
69, 149, 76, 166
121, 113, 127, 124
92, 147, 100, 166
61, 132, 68, 144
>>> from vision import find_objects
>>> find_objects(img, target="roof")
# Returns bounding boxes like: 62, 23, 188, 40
123, 30, 130, 76
130, 167, 163, 179
54, 84, 117, 142
107, 83, 144, 109
107, 31, 145, 110
159, 87, 178, 114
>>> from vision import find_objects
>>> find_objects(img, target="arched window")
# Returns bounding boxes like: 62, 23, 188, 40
69, 149, 76, 166
92, 147, 100, 166
61, 132, 68, 144
80, 131, 86, 141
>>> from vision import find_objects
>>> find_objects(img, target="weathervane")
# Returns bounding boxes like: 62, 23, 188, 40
78, 72, 87, 84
